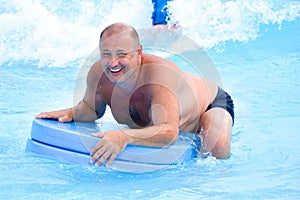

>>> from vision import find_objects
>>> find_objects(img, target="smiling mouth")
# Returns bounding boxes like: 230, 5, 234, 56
109, 66, 123, 73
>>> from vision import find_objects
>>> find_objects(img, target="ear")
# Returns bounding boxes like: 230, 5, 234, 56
137, 44, 143, 65
137, 44, 143, 55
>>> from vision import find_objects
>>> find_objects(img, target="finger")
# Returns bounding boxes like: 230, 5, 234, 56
35, 112, 53, 119
91, 147, 106, 163
91, 131, 105, 138
35, 113, 43, 118
58, 115, 72, 122
95, 151, 111, 167
106, 152, 117, 167
90, 148, 105, 164
90, 141, 104, 157
36, 112, 60, 119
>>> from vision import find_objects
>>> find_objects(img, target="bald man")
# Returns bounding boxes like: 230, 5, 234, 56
36, 23, 234, 167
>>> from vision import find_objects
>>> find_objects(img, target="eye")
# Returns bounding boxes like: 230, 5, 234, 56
116, 52, 127, 58
102, 52, 111, 58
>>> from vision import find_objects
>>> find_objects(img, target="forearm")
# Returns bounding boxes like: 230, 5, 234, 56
72, 100, 98, 122
123, 123, 179, 148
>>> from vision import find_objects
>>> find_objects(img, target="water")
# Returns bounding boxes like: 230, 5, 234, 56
1, 0, 300, 199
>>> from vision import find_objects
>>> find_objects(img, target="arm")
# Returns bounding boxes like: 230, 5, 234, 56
90, 93, 180, 166
36, 61, 106, 122
34, 101, 95, 122
124, 84, 180, 147
90, 67, 181, 166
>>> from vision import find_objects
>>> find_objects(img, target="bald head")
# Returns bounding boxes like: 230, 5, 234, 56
99, 23, 140, 48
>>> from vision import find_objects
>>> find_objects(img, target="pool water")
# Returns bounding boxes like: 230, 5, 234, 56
1, 0, 300, 199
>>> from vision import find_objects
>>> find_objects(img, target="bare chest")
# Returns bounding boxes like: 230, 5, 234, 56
99, 85, 152, 128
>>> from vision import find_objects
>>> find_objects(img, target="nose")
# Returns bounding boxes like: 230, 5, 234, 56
109, 55, 119, 67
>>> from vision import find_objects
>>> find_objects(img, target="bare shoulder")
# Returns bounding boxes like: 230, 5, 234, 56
87, 60, 102, 84
141, 54, 182, 77
141, 54, 218, 101
88, 60, 102, 77
142, 54, 178, 67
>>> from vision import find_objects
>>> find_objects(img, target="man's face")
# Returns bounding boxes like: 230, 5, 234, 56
100, 32, 141, 85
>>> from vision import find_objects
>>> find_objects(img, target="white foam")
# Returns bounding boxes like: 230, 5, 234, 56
0, 0, 299, 67
0, 0, 102, 67
167, 0, 300, 49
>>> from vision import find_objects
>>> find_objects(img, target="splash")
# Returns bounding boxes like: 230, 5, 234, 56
0, 0, 299, 67
0, 0, 154, 67
0, 0, 103, 68
166, 0, 300, 50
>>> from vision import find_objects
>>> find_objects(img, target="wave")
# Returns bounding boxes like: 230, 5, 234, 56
167, 0, 300, 50
0, 0, 299, 67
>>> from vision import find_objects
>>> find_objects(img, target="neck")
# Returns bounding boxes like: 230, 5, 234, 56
115, 66, 141, 94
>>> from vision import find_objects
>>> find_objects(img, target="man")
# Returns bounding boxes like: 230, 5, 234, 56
36, 23, 234, 167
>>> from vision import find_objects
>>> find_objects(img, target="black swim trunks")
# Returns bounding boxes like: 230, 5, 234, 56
205, 87, 235, 125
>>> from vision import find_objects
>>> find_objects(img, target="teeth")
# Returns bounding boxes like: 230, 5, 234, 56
109, 67, 122, 73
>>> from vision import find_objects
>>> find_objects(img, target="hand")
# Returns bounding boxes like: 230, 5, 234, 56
35, 109, 73, 122
90, 130, 129, 167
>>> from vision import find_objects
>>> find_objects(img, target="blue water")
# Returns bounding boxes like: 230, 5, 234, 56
1, 0, 300, 199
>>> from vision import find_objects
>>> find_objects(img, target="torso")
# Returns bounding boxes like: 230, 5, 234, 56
96, 72, 152, 128
94, 54, 218, 132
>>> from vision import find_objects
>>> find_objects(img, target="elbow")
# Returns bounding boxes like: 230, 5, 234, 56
162, 123, 179, 147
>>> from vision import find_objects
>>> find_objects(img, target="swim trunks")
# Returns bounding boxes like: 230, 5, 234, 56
151, 0, 172, 25
205, 87, 235, 125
